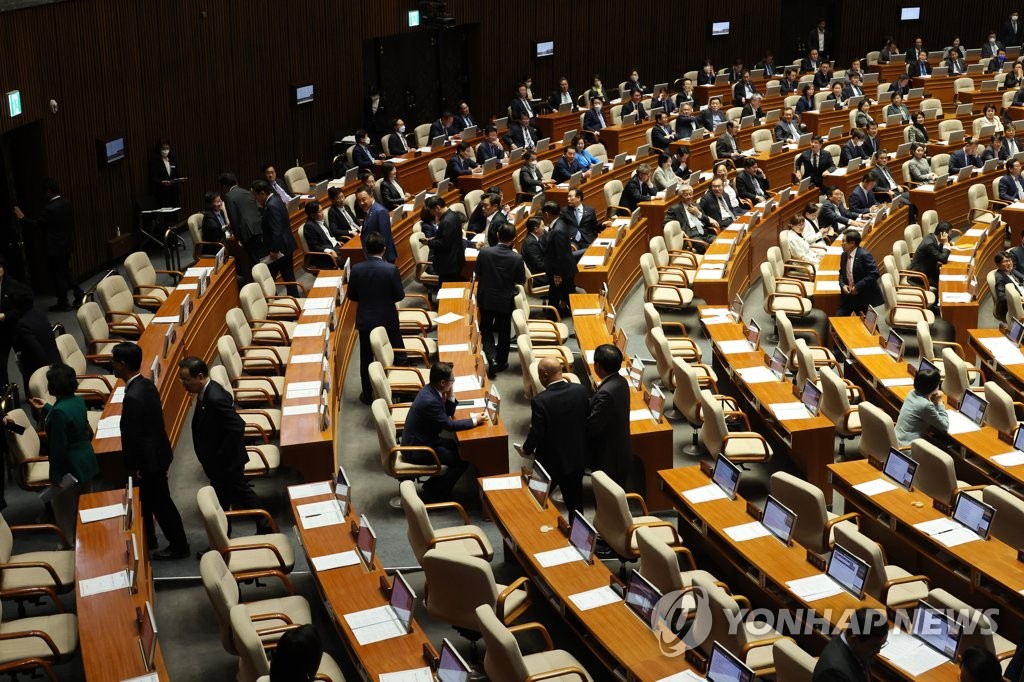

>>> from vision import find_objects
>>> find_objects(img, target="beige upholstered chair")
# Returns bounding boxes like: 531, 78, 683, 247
187, 211, 223, 262
940, 347, 982, 404
463, 189, 483, 218
2, 409, 49, 491
54, 334, 115, 404
0, 603, 78, 681
968, 182, 1008, 224
368, 362, 412, 431
513, 290, 569, 344
239, 283, 296, 345
983, 381, 1020, 435
773, 638, 817, 682
699, 390, 772, 463
217, 335, 284, 406
769, 472, 858, 555
602, 179, 631, 217
643, 303, 701, 364
123, 251, 180, 310
0, 513, 74, 601
936, 118, 964, 142
414, 123, 432, 147
410, 234, 440, 291
371, 399, 443, 507
691, 575, 782, 675
251, 262, 305, 319
760, 263, 812, 319
767, 246, 814, 295
880, 273, 934, 329
225, 307, 290, 374
199, 550, 310, 655
903, 224, 923, 254
920, 98, 942, 115
76, 302, 121, 366
983, 485, 1024, 549
475, 605, 592, 682
592, 471, 679, 562
197, 486, 295, 579
209, 366, 282, 438
641, 253, 694, 310
400, 481, 492, 564
650, 235, 699, 282
229, 604, 343, 682
832, 524, 928, 610
636, 526, 717, 596
926, 588, 1015, 667
672, 359, 736, 456
916, 320, 965, 377
94, 274, 152, 337
858, 402, 901, 465
775, 311, 834, 371
818, 366, 861, 457
422, 549, 530, 637
428, 158, 447, 184
370, 327, 429, 393
283, 166, 310, 194
931, 153, 950, 176
910, 438, 980, 505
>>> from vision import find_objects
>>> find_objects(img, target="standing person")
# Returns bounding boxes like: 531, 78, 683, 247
522, 357, 590, 515
12, 295, 58, 387
13, 179, 82, 312
812, 608, 889, 682
426, 195, 466, 285
149, 139, 184, 208
0, 257, 32, 388
475, 223, 525, 378
400, 362, 484, 502
356, 187, 397, 264
219, 173, 266, 263
542, 201, 576, 316
587, 344, 631, 487
838, 229, 883, 316
178, 357, 267, 529
112, 342, 189, 560
25, 363, 97, 540
251, 180, 299, 297
346, 232, 405, 405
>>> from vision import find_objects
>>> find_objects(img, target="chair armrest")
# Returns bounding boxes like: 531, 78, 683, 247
134, 283, 171, 296
646, 284, 690, 305
154, 268, 184, 282
131, 293, 164, 308
403, 292, 434, 311
881, 574, 929, 604
623, 492, 650, 516
666, 248, 702, 267
0, 561, 65, 591
249, 319, 292, 344
822, 513, 859, 548
526, 318, 566, 342
427, 533, 491, 557
244, 447, 272, 476
625, 520, 681, 552
793, 327, 823, 345
240, 345, 285, 367
606, 204, 632, 218
250, 612, 295, 628
723, 410, 752, 429
302, 252, 339, 273
384, 367, 426, 388
265, 294, 302, 312
233, 569, 295, 594
397, 346, 431, 366
897, 269, 929, 289
222, 542, 289, 571
0, 630, 60, 658
507, 622, 554, 651
233, 385, 275, 406
424, 500, 471, 524
224, 508, 280, 532
497, 576, 531, 624
776, 279, 811, 296
0, 660, 57, 682
10, 523, 70, 549
965, 367, 983, 385
526, 669, 590, 682
931, 340, 964, 357
104, 311, 145, 334
388, 446, 442, 476
721, 433, 772, 460
672, 546, 698, 571
0, 586, 63, 611
528, 303, 562, 322
765, 292, 809, 311
660, 320, 689, 336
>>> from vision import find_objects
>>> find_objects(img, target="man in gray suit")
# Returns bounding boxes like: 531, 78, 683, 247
219, 173, 265, 263
475, 223, 525, 377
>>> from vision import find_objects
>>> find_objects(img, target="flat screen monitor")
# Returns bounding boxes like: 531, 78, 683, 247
912, 601, 962, 660
730, 294, 743, 321
1008, 318, 1024, 346
826, 543, 871, 599
1015, 424, 1024, 452
919, 356, 939, 376
357, 514, 376, 568
959, 389, 988, 426
883, 448, 918, 490
335, 466, 350, 517
711, 21, 730, 36
707, 641, 755, 682
528, 460, 552, 509
863, 306, 878, 335
389, 570, 416, 633
712, 455, 742, 499
769, 347, 787, 381
293, 84, 314, 105
744, 319, 760, 350
568, 509, 598, 563
761, 496, 797, 545
800, 380, 822, 416
139, 601, 158, 671
952, 492, 995, 539
97, 136, 126, 165
901, 7, 921, 20
884, 329, 904, 361
624, 568, 663, 631
534, 40, 554, 58
437, 638, 472, 682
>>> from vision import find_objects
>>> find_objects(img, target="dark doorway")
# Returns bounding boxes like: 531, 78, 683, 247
365, 23, 477, 130
0, 121, 47, 284
779, 0, 843, 64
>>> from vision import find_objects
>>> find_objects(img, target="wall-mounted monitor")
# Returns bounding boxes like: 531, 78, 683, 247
711, 21, 730, 36
534, 40, 554, 58
96, 136, 126, 165
408, 9, 420, 27
6, 90, 22, 118
292, 84, 314, 106
900, 7, 920, 20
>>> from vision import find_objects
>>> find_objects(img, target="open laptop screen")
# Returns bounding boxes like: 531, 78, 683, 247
952, 492, 995, 539
568, 509, 598, 563
528, 460, 552, 509
912, 601, 961, 660
761, 496, 797, 545
624, 569, 663, 631
884, 329, 904, 361
712, 455, 742, 499
707, 641, 755, 682
826, 543, 871, 598
863, 306, 878, 335
769, 348, 787, 380
437, 638, 472, 682
883, 448, 918, 491
918, 357, 939, 376
1008, 318, 1024, 345
744, 319, 760, 350
390, 571, 416, 633
357, 514, 376, 567
958, 390, 987, 426
800, 380, 822, 416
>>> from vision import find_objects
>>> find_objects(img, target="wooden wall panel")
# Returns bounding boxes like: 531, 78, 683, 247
0, 0, 1007, 288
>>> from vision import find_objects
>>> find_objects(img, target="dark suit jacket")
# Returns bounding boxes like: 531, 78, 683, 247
401, 385, 474, 448
352, 143, 376, 169
547, 90, 577, 111
819, 200, 861, 231
12, 306, 57, 380
40, 196, 75, 253
201, 209, 227, 244
543, 219, 577, 279
735, 171, 769, 203
510, 98, 535, 120
699, 192, 736, 227
1010, 245, 1024, 280
697, 108, 726, 132
987, 56, 1009, 73
484, 211, 511, 248
839, 141, 869, 167
428, 119, 457, 140
432, 209, 465, 277
522, 232, 547, 275
582, 109, 607, 132
779, 78, 800, 95
587, 374, 631, 481
946, 58, 968, 75
651, 125, 675, 150
261, 194, 295, 256
1000, 173, 1024, 202
620, 100, 648, 121
224, 186, 263, 246
446, 155, 477, 182
909, 60, 931, 77
559, 205, 600, 247
697, 71, 717, 86
380, 179, 405, 210
327, 205, 358, 238
839, 246, 883, 308
621, 176, 654, 211
148, 154, 181, 207
812, 636, 869, 682
814, 71, 833, 90
715, 134, 741, 159
982, 41, 1005, 58
504, 123, 540, 149
801, 57, 820, 73
1001, 20, 1024, 46
949, 149, 983, 174
807, 29, 833, 56
192, 380, 247, 477
361, 201, 397, 263
909, 233, 950, 288
303, 220, 337, 255
524, 380, 591, 476
387, 132, 412, 156
996, 269, 1024, 318
347, 256, 403, 331
475, 141, 505, 163
666, 204, 713, 242
796, 149, 837, 188
519, 165, 546, 195
848, 185, 877, 213
674, 115, 700, 138
732, 80, 757, 107
122, 375, 173, 476
552, 156, 583, 183
740, 104, 764, 122
453, 114, 474, 132
475, 243, 524, 312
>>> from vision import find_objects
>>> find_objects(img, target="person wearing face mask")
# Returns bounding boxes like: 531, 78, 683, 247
839, 129, 870, 166
387, 117, 412, 156
516, 150, 552, 200
1001, 12, 1023, 49
352, 129, 382, 170
149, 138, 184, 208
582, 97, 607, 141
982, 30, 1004, 58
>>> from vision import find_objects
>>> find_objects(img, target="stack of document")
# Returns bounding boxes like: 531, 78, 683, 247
286, 381, 321, 399
815, 280, 841, 293
979, 336, 1024, 365
736, 366, 778, 384
786, 574, 843, 601
435, 312, 464, 325
80, 570, 130, 597
770, 403, 812, 421
95, 415, 121, 439
288, 480, 332, 500
993, 451, 1024, 467
723, 521, 771, 542
851, 346, 885, 356
296, 499, 345, 529
681, 483, 728, 504
436, 288, 465, 300
534, 546, 584, 568
311, 550, 359, 571
481, 475, 522, 491
452, 375, 480, 393
878, 628, 951, 675
945, 410, 981, 435
913, 518, 979, 547
718, 340, 755, 355
343, 606, 409, 645
293, 321, 327, 338
302, 297, 335, 312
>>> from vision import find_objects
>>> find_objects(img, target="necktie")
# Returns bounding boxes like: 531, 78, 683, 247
846, 252, 855, 287
342, 208, 356, 229
718, 196, 731, 218
523, 126, 533, 147
524, 99, 533, 117
598, 112, 605, 127
813, 153, 819, 168
754, 176, 765, 197
320, 222, 336, 247
574, 208, 583, 241
401, 135, 409, 151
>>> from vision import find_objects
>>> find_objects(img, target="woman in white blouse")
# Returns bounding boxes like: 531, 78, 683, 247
652, 152, 680, 192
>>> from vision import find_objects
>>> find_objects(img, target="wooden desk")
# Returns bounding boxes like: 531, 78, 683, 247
545, 157, 648, 218
480, 477, 696, 680
829, 459, 1024, 634
912, 76, 956, 104
575, 218, 649, 307
957, 89, 1003, 112
909, 167, 1004, 227
571, 294, 674, 510
969, 327, 1024, 401
869, 62, 911, 83
288, 487, 433, 680
698, 312, 837, 496
659, 466, 960, 681
536, 110, 581, 143
694, 83, 732, 107
90, 257, 239, 483
800, 108, 856, 137
600, 121, 655, 157
753, 145, 802, 189
384, 146, 459, 195
456, 144, 565, 202
77, 488, 167, 681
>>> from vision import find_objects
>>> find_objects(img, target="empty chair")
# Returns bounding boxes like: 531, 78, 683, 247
967, 182, 1007, 224
371, 398, 444, 507
197, 486, 295, 579
940, 347, 982, 404
513, 291, 569, 345
760, 262, 812, 319
3, 409, 49, 490
217, 335, 283, 406
428, 157, 447, 184
400, 481, 492, 563
931, 153, 950, 176
210, 366, 282, 440
672, 358, 737, 455
983, 485, 1024, 549
773, 638, 817, 682
0, 513, 75, 602
123, 251, 181, 310
936, 118, 964, 142
916, 320, 965, 377
370, 326, 429, 393
776, 311, 835, 372
200, 550, 310, 655
475, 604, 592, 682
818, 366, 861, 457
603, 179, 631, 217
643, 303, 701, 364
983, 381, 1020, 435
239, 283, 296, 345
910, 438, 983, 506
368, 361, 413, 431
920, 98, 943, 116
283, 166, 310, 194
251, 262, 305, 319
641, 253, 694, 310
925, 588, 1015, 666
414, 123, 432, 147
650, 235, 698, 282
229, 604, 344, 682
769, 472, 858, 555
54, 334, 115, 404
699, 389, 772, 463
767, 246, 814, 295
592, 471, 679, 562
691, 575, 782, 675
94, 274, 153, 337
880, 273, 933, 330
76, 301, 121, 365
636, 526, 717, 596
953, 76, 975, 96
0, 602, 78, 681
858, 402, 900, 465
225, 307, 290, 374
833, 524, 928, 610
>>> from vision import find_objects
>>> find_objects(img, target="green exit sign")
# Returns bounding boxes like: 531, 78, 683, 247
408, 9, 419, 26
6, 90, 21, 118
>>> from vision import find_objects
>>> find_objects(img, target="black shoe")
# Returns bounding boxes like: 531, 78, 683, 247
153, 545, 190, 561
49, 303, 71, 313
487, 364, 498, 379
493, 362, 509, 374
359, 393, 372, 405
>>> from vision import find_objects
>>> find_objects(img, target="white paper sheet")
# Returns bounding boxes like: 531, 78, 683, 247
378, 668, 433, 682
481, 475, 523, 491
723, 521, 772, 542
946, 410, 982, 434
110, 386, 125, 403
293, 322, 327, 337
79, 503, 126, 523
572, 308, 602, 316
786, 574, 843, 601
311, 550, 360, 572
736, 366, 780, 384
464, 248, 479, 258
718, 340, 755, 354
282, 404, 320, 416
879, 628, 950, 676
655, 671, 705, 682
702, 253, 730, 261
939, 274, 968, 282
941, 292, 972, 303
947, 254, 971, 263
568, 586, 621, 611
993, 451, 1024, 467
152, 315, 180, 324
291, 353, 325, 364
177, 282, 198, 291
853, 479, 898, 496
316, 276, 343, 286
80, 570, 130, 597
438, 344, 470, 353
534, 546, 584, 568
453, 376, 480, 392
121, 674, 160, 682
881, 377, 914, 387
97, 415, 121, 430
682, 483, 729, 504
629, 409, 656, 422
95, 428, 121, 439
579, 255, 605, 267
851, 346, 885, 356
815, 281, 841, 292
700, 307, 731, 318
288, 480, 333, 500
770, 403, 813, 421
695, 269, 724, 281
435, 312, 465, 324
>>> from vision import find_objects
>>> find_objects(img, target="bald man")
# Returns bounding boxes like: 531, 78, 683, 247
522, 357, 590, 514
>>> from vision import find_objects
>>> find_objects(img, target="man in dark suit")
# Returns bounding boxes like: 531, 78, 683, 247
674, 103, 700, 139
909, 51, 932, 78
561, 188, 601, 250
842, 74, 868, 101
542, 201, 576, 314
453, 101, 475, 133
620, 89, 648, 122
588, 344, 631, 487
666, 185, 717, 252
838, 229, 883, 316
813, 63, 834, 91
995, 251, 1024, 319
547, 77, 577, 112
251, 180, 300, 297
400, 362, 484, 501
387, 117, 413, 156
326, 187, 359, 241
220, 173, 266, 263
700, 179, 738, 228
510, 83, 536, 121
178, 356, 265, 528
715, 121, 742, 162
478, 192, 511, 248
795, 136, 837, 189
446, 142, 478, 182
807, 19, 832, 60
820, 187, 867, 233
0, 262, 32, 388
848, 174, 879, 214
736, 158, 770, 204
872, 153, 918, 222
756, 52, 778, 77
428, 112, 458, 141
356, 187, 397, 264
1000, 159, 1024, 202
474, 127, 505, 164
800, 48, 821, 74
302, 202, 340, 258
523, 357, 590, 514
1001, 12, 1023, 47
12, 295, 57, 387
812, 608, 888, 682
621, 164, 655, 211
425, 195, 466, 285
982, 31, 1005, 58
504, 113, 540, 150
13, 178, 83, 312
651, 112, 676, 151
697, 97, 727, 132
839, 129, 870, 167
351, 130, 381, 170
476, 223, 524, 377
522, 217, 548, 285
909, 221, 951, 289
582, 97, 608, 140
112, 342, 189, 560
1009, 231, 1024, 281
732, 70, 757, 107
200, 191, 229, 250
740, 94, 765, 123
552, 147, 587, 183
347, 232, 405, 404
949, 138, 984, 175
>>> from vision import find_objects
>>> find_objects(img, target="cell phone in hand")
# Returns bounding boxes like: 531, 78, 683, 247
4, 420, 25, 435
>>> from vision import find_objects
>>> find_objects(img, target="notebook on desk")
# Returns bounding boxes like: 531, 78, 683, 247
957, 389, 988, 426
910, 601, 963, 661
712, 455, 742, 499
761, 495, 797, 545
826, 543, 871, 598
436, 638, 472, 681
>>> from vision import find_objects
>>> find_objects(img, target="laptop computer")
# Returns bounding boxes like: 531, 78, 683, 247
536, 137, 551, 151
819, 99, 836, 112
918, 356, 939, 376
765, 109, 781, 124
967, 63, 985, 74
527, 460, 552, 509
715, 73, 730, 85
958, 389, 988, 425
711, 455, 742, 499
825, 543, 872, 598
1014, 423, 1024, 452
344, 166, 359, 184
896, 141, 912, 157
955, 103, 974, 116
827, 125, 845, 140
707, 641, 755, 682
846, 156, 863, 172
923, 107, 939, 120
509, 147, 524, 162
436, 638, 472, 682
729, 294, 743, 322
761, 495, 798, 546
770, 141, 785, 154
883, 447, 919, 491
690, 128, 705, 142
778, 187, 792, 204
911, 601, 963, 661
981, 79, 999, 91
848, 95, 864, 109
568, 509, 598, 564
568, 170, 583, 189
430, 135, 446, 150
561, 128, 577, 145
357, 514, 377, 568
612, 152, 628, 168
334, 466, 351, 517
740, 115, 756, 129
649, 107, 664, 119
797, 133, 812, 148
863, 306, 879, 335
933, 66, 949, 78
557, 102, 573, 113
482, 157, 498, 174
797, 177, 812, 193
1006, 317, 1024, 345
744, 319, 760, 350
436, 178, 451, 194
635, 143, 651, 159
624, 568, 663, 630
495, 116, 509, 132
461, 125, 478, 140
886, 114, 904, 127
769, 347, 788, 381
950, 491, 996, 540
621, 113, 637, 126
352, 571, 416, 639
965, 48, 982, 60
713, 122, 728, 136
884, 329, 905, 361
800, 380, 823, 417
981, 158, 1000, 174
932, 172, 949, 187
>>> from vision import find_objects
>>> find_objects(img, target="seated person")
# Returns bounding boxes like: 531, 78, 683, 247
327, 187, 359, 240
672, 146, 694, 181
666, 184, 717, 252
714, 120, 743, 161
621, 164, 654, 211
894, 368, 948, 446
200, 191, 229, 253
995, 251, 1024, 320
774, 107, 803, 143
819, 186, 868, 232
552, 147, 589, 183
839, 129, 870, 166
651, 152, 678, 192
697, 97, 727, 131
582, 97, 607, 139
825, 82, 848, 109
571, 135, 600, 171
517, 151, 553, 198
302, 202, 340, 259
888, 73, 911, 96
429, 111, 459, 140
445, 142, 478, 182
474, 127, 506, 164
620, 89, 649, 122
885, 91, 912, 124
379, 162, 412, 211
504, 112, 541, 149
848, 173, 881, 214
999, 158, 1024, 203
674, 103, 700, 138
735, 157, 770, 204
812, 62, 833, 90
740, 93, 766, 122
651, 112, 676, 150
795, 136, 837, 189
795, 85, 816, 116
779, 68, 801, 95
521, 217, 548, 285
948, 137, 984, 174
907, 143, 935, 184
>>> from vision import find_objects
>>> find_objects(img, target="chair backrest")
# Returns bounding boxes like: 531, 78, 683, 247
368, 361, 395, 404
422, 548, 498, 631
199, 550, 242, 654
770, 471, 830, 553
759, 262, 778, 304
226, 307, 255, 347
940, 347, 972, 404
463, 189, 483, 217
692, 575, 745, 659
217, 335, 245, 381
586, 143, 607, 162
832, 523, 886, 600
671, 358, 704, 426
283, 166, 310, 194
592, 470, 635, 557
77, 301, 111, 346
858, 402, 898, 465
967, 183, 988, 211
229, 603, 271, 681
511, 169, 523, 194
3, 409, 40, 469
920, 97, 942, 115
893, 240, 910, 270
537, 159, 553, 180
784, 95, 801, 109
910, 438, 958, 504
848, 109, 860, 129
773, 638, 817, 682
766, 246, 786, 279
825, 143, 841, 160
937, 119, 964, 141
879, 273, 898, 317
931, 153, 950, 175
369, 326, 396, 366
371, 398, 400, 472
428, 158, 447, 183
414, 123, 432, 147
95, 274, 134, 314
751, 129, 773, 152
399, 481, 436, 563
698, 389, 728, 456
1008, 282, 1024, 322
636, 526, 683, 594
663, 221, 684, 252
640, 252, 661, 290
953, 76, 975, 93
778, 230, 796, 261
775, 311, 797, 368
920, 210, 937, 235
475, 605, 531, 682
901, 159, 914, 185
516, 334, 540, 399
904, 223, 923, 252
123, 251, 157, 291
27, 367, 53, 405
197, 485, 231, 551
649, 327, 675, 387
982, 485, 1024, 549
297, 223, 312, 253
983, 381, 1017, 434
604, 179, 624, 208
210, 366, 232, 394
609, 104, 623, 125
55, 333, 87, 374
187, 212, 204, 246
925, 588, 1001, 658
239, 283, 270, 323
